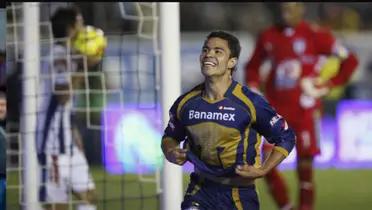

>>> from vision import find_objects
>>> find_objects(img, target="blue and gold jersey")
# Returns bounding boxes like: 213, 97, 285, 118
163, 80, 295, 177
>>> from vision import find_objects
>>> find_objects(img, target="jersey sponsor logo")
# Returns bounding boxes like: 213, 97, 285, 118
218, 106, 236, 111
270, 114, 289, 130
270, 114, 282, 126
189, 110, 235, 121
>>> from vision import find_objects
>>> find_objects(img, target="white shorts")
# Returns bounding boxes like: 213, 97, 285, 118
39, 148, 95, 203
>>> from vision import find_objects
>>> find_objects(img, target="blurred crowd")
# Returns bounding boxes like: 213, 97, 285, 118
65, 3, 372, 34
180, 3, 372, 34
17, 2, 371, 36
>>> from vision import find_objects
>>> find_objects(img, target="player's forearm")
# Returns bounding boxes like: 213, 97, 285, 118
260, 149, 287, 174
328, 52, 358, 87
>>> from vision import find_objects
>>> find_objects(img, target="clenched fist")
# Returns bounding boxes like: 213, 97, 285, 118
165, 147, 187, 165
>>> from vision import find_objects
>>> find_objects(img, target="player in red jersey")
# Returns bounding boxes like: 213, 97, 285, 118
244, 3, 358, 210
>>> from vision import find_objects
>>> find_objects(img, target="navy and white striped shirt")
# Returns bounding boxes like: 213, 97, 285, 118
37, 95, 75, 156
37, 43, 78, 156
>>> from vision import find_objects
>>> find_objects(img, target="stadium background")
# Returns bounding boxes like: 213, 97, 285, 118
2, 2, 372, 210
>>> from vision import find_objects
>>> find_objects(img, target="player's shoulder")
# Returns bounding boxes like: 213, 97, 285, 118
230, 82, 269, 123
172, 83, 203, 109
305, 21, 332, 36
229, 82, 268, 109
239, 84, 269, 106
259, 25, 278, 38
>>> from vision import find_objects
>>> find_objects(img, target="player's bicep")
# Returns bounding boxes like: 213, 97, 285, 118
252, 99, 282, 141
315, 29, 349, 60
252, 95, 295, 154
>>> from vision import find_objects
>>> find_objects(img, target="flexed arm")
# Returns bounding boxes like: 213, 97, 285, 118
235, 91, 295, 179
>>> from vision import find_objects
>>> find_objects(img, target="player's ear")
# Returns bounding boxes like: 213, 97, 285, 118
228, 57, 237, 69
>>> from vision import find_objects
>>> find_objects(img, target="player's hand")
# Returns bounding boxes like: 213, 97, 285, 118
235, 164, 266, 179
165, 147, 187, 166
300, 77, 330, 98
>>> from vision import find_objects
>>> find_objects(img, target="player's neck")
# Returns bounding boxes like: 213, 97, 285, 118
203, 74, 232, 101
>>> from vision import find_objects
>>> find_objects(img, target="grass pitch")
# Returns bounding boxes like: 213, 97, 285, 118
7, 167, 372, 210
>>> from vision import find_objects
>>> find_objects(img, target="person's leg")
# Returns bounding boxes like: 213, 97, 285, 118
262, 142, 294, 210
264, 168, 293, 210
230, 185, 259, 210
43, 155, 69, 210
71, 149, 97, 210
182, 173, 216, 210
73, 190, 97, 210
297, 156, 314, 210
295, 111, 321, 210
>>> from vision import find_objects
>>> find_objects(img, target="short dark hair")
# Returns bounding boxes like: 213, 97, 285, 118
50, 6, 81, 39
206, 31, 241, 59
0, 91, 5, 100
206, 31, 241, 72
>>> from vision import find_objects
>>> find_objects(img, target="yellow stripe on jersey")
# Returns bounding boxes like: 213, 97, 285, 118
273, 146, 289, 157
177, 89, 202, 120
242, 127, 250, 165
232, 188, 243, 210
254, 133, 262, 168
232, 84, 257, 124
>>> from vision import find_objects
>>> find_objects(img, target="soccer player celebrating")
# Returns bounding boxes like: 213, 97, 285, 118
161, 31, 296, 210
244, 3, 358, 210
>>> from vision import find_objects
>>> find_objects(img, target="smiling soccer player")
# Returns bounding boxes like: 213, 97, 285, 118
161, 31, 296, 210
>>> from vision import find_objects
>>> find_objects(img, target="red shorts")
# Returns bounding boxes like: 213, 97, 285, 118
263, 110, 321, 158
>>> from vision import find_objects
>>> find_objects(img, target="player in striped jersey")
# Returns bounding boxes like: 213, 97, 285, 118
36, 7, 97, 210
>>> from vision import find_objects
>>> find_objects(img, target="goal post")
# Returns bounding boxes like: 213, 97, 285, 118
11, 2, 184, 210
159, 2, 183, 210
21, 2, 40, 210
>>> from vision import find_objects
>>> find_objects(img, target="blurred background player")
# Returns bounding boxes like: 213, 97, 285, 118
37, 75, 97, 210
36, 6, 104, 210
161, 31, 296, 210
0, 89, 6, 210
244, 2, 358, 210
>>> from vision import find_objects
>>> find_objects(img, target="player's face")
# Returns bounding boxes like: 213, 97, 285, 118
200, 37, 236, 78
0, 98, 6, 121
280, 2, 304, 27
